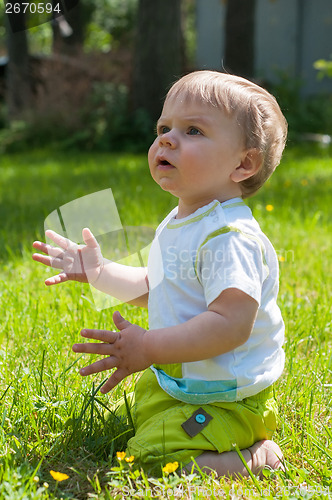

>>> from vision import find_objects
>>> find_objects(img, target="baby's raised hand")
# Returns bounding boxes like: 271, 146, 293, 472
32, 228, 104, 286
72, 311, 150, 393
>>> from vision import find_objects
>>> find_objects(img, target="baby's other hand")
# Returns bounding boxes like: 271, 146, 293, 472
72, 311, 150, 393
32, 228, 104, 285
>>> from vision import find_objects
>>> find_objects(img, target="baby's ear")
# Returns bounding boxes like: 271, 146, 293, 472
231, 149, 262, 183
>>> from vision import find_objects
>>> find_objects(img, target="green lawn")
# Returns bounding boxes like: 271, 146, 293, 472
0, 144, 331, 499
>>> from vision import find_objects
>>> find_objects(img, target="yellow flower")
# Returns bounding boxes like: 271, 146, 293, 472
125, 455, 135, 463
301, 179, 308, 186
163, 461, 179, 474
278, 255, 285, 262
116, 451, 126, 461
50, 470, 69, 481
266, 204, 274, 212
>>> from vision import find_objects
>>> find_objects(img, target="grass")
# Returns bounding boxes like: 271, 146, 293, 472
0, 143, 331, 499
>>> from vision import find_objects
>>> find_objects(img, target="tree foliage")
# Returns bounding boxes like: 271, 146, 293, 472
314, 58, 332, 80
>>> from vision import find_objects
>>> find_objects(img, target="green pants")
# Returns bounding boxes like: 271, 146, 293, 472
123, 368, 278, 475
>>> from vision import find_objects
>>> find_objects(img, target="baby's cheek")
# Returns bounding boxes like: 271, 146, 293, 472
147, 144, 159, 178
148, 139, 158, 159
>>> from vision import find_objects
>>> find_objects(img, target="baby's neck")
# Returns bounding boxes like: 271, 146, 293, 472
176, 195, 241, 219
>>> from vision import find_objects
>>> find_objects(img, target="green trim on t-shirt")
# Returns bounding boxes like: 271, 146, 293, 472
167, 201, 220, 229
167, 200, 247, 229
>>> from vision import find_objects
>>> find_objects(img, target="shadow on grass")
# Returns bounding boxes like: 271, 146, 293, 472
2, 376, 134, 499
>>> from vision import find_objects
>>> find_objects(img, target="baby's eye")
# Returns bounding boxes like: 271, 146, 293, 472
187, 127, 201, 136
157, 125, 170, 135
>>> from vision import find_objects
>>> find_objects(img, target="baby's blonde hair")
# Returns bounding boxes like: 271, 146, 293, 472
165, 71, 287, 198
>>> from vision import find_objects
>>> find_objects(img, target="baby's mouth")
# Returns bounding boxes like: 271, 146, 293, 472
157, 158, 175, 169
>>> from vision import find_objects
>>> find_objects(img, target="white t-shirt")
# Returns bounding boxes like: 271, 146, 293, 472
148, 198, 285, 403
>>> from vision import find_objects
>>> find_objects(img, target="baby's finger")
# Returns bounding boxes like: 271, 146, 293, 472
44, 245, 64, 258
45, 273, 69, 285
33, 242, 64, 259
79, 356, 117, 376
32, 252, 50, 265
80, 328, 118, 344
33, 253, 64, 270
100, 368, 127, 393
72, 342, 113, 355
33, 240, 48, 253
45, 230, 72, 250
82, 228, 99, 248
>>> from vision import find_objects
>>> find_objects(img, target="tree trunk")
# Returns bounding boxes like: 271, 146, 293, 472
6, 10, 32, 120
52, 0, 84, 56
225, 0, 256, 78
132, 0, 184, 122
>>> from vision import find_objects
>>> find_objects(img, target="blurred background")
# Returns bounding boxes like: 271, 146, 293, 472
0, 0, 332, 153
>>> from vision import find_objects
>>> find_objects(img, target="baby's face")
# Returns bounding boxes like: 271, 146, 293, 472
148, 97, 245, 209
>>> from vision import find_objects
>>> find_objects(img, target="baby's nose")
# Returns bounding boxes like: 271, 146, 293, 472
159, 131, 177, 148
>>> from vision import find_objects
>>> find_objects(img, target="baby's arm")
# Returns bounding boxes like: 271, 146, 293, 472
33, 228, 149, 308
90, 260, 149, 308
147, 287, 257, 362
73, 287, 258, 392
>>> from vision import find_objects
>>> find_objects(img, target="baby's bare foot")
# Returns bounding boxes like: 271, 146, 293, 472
249, 440, 284, 478
185, 440, 284, 479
